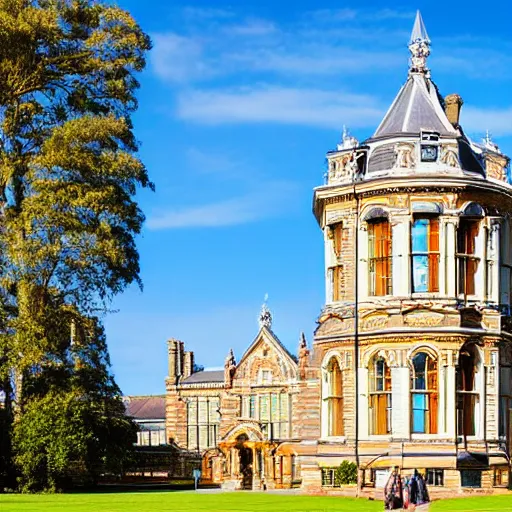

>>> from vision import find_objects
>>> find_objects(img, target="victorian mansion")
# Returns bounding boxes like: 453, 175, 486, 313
164, 13, 512, 495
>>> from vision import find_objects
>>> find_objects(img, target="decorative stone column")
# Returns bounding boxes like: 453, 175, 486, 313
390, 215, 409, 297
389, 351, 410, 439
358, 367, 369, 440
444, 350, 457, 440
443, 217, 458, 298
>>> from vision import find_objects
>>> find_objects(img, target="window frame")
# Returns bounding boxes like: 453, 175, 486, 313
369, 357, 392, 435
324, 357, 344, 437
411, 352, 439, 434
456, 345, 481, 438
247, 392, 290, 441
186, 396, 221, 451
411, 216, 440, 293
456, 217, 481, 299
368, 217, 392, 296
426, 468, 444, 486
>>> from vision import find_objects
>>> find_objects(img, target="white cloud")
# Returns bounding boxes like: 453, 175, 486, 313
308, 8, 414, 22
185, 147, 240, 177
461, 106, 512, 137
229, 48, 403, 75
182, 7, 234, 20
176, 86, 384, 129
150, 33, 211, 82
227, 19, 277, 36
147, 180, 300, 229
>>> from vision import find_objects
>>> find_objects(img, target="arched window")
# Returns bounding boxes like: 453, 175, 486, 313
457, 344, 481, 437
412, 216, 440, 292
411, 352, 438, 434
325, 358, 343, 436
368, 218, 392, 296
457, 205, 483, 298
369, 357, 391, 435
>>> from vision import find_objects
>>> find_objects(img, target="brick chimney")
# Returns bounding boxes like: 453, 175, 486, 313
445, 94, 463, 126
183, 351, 194, 379
167, 339, 185, 383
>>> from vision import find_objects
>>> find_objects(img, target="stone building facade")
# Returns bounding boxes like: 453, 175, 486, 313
165, 12, 512, 495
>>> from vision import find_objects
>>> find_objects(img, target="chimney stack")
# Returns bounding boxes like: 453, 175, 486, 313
183, 351, 194, 379
445, 94, 463, 126
167, 338, 185, 384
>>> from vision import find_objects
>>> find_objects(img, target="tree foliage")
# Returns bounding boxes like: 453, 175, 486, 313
0, 0, 151, 491
334, 461, 358, 486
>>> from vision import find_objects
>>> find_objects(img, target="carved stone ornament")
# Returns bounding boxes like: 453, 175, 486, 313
440, 146, 461, 168
298, 332, 310, 380
224, 349, 237, 388
375, 349, 403, 368
388, 195, 408, 209
393, 143, 416, 169
328, 152, 359, 183
361, 314, 389, 332
315, 316, 351, 337
403, 312, 444, 328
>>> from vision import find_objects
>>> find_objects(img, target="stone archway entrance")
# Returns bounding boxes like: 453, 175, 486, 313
219, 422, 272, 490
236, 434, 253, 489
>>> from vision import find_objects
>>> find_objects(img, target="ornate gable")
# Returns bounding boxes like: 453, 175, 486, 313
234, 327, 298, 386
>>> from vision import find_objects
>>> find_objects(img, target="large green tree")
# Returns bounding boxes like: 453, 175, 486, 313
0, 0, 152, 491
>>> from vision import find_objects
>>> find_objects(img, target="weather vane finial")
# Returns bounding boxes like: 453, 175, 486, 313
259, 294, 272, 330
409, 10, 431, 74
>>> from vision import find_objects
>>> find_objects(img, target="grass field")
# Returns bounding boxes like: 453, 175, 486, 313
0, 491, 382, 512
1, 491, 511, 512
430, 495, 512, 511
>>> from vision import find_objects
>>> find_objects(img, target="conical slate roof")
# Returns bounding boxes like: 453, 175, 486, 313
372, 73, 458, 139
369, 10, 458, 140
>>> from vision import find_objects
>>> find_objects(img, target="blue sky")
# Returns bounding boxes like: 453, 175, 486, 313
105, 1, 512, 395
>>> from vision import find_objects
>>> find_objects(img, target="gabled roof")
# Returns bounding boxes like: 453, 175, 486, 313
181, 370, 225, 385
124, 395, 166, 420
237, 325, 298, 371
371, 73, 458, 140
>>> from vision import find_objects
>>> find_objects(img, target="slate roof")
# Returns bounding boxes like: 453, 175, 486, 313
181, 370, 225, 385
371, 73, 458, 140
124, 395, 166, 420
367, 144, 395, 173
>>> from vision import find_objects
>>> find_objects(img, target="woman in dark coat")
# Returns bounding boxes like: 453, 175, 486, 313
409, 470, 430, 506
384, 467, 403, 510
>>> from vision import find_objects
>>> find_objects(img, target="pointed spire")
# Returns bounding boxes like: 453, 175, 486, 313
410, 10, 430, 45
299, 331, 307, 349
258, 293, 272, 329
408, 11, 431, 74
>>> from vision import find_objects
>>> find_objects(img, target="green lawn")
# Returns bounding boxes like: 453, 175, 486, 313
0, 491, 382, 512
2, 491, 512, 512
430, 495, 512, 511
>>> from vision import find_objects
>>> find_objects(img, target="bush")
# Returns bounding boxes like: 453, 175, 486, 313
334, 460, 357, 485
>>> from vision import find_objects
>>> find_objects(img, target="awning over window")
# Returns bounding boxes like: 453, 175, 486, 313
363, 207, 388, 222
461, 202, 484, 217
457, 450, 489, 469
412, 201, 442, 214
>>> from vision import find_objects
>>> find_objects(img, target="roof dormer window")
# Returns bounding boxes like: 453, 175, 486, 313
421, 131, 440, 142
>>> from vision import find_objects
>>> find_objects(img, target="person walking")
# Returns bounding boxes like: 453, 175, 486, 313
409, 470, 430, 507
384, 467, 403, 510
